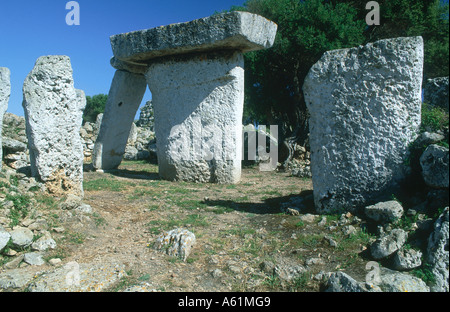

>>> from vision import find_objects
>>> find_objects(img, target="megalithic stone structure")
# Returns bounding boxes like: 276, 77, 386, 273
303, 37, 424, 214
93, 11, 277, 183
22, 56, 86, 197
0, 67, 11, 171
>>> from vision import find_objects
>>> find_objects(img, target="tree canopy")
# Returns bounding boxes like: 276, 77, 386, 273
229, 0, 449, 155
83, 94, 107, 124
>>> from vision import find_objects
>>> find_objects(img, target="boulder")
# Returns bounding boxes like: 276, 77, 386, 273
364, 200, 404, 224
22, 55, 86, 197
380, 268, 430, 292
324, 272, 368, 292
392, 247, 422, 271
420, 144, 449, 189
370, 228, 408, 260
154, 228, 196, 262
0, 226, 11, 252
303, 36, 423, 213
10, 227, 34, 248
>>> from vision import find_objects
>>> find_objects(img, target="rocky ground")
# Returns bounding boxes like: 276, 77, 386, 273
1, 159, 448, 293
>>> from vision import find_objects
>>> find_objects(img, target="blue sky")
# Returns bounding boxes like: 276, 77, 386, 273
0, 0, 246, 117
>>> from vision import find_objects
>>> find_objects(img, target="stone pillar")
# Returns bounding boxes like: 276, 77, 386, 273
303, 37, 424, 213
22, 55, 86, 197
92, 69, 147, 170
0, 67, 11, 170
105, 11, 277, 183
146, 52, 244, 183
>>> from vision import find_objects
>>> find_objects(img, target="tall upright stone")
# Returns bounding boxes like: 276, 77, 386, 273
22, 56, 86, 196
303, 37, 424, 213
0, 67, 11, 170
95, 11, 277, 183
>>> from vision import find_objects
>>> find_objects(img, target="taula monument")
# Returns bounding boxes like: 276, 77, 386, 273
93, 11, 277, 183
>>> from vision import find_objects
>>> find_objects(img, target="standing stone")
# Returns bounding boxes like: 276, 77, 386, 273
303, 37, 424, 213
98, 11, 277, 183
0, 67, 11, 170
22, 55, 86, 197
423, 77, 449, 111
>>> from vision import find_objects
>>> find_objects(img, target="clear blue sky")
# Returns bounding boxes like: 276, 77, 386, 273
0, 0, 246, 117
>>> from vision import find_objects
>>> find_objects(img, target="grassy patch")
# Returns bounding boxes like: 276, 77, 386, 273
421, 103, 449, 133
84, 178, 135, 192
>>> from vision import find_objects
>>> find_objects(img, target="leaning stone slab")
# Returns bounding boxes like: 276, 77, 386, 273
0, 67, 11, 170
92, 70, 147, 170
22, 55, 86, 197
303, 37, 424, 213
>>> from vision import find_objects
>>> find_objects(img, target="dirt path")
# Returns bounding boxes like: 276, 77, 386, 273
41, 161, 371, 292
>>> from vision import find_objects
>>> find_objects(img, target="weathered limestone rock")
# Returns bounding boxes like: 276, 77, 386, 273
155, 228, 196, 262
364, 201, 404, 224
392, 247, 422, 271
136, 100, 154, 130
423, 77, 449, 111
22, 56, 86, 197
370, 228, 408, 260
10, 226, 34, 248
110, 11, 277, 62
420, 144, 449, 189
95, 12, 277, 183
147, 52, 244, 183
0, 67, 11, 170
303, 37, 424, 213
0, 226, 11, 252
92, 70, 147, 170
426, 207, 449, 292
380, 268, 430, 292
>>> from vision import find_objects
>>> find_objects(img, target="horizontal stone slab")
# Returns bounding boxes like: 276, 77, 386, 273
110, 11, 277, 63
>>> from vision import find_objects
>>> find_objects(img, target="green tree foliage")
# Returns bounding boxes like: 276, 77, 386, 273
83, 94, 108, 123
335, 0, 449, 78
231, 0, 449, 157
232, 0, 366, 153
